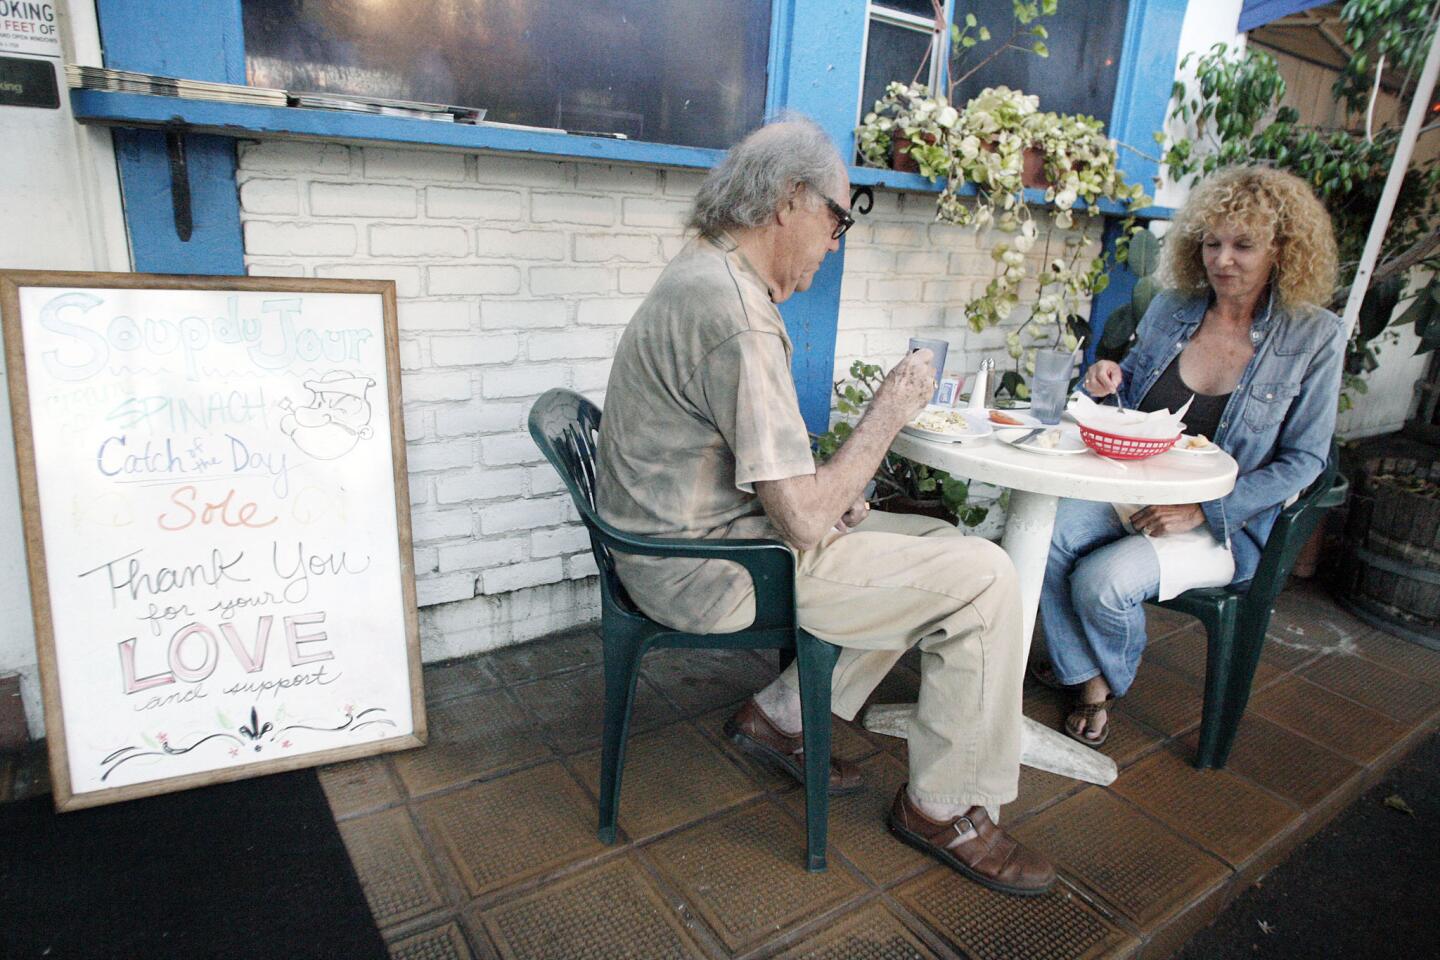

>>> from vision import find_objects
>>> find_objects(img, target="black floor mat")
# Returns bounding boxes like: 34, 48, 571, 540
0, 769, 387, 960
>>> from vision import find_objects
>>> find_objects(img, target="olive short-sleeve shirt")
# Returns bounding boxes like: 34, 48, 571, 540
596, 233, 815, 632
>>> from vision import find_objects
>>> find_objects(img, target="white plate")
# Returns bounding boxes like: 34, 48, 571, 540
1169, 434, 1221, 456
902, 406, 993, 443
996, 423, 1089, 455
982, 409, 1042, 430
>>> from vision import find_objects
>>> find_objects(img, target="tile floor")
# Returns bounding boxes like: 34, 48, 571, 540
7, 581, 1437, 959
314, 581, 1440, 960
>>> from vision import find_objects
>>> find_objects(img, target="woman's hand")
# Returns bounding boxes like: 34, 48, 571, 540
1083, 361, 1123, 398
1131, 503, 1205, 536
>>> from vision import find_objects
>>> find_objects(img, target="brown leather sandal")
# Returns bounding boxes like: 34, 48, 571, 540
1064, 696, 1116, 747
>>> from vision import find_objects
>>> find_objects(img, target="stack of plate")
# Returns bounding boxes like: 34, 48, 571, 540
66, 65, 288, 106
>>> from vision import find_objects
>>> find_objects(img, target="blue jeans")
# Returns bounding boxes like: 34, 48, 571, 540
1040, 499, 1161, 698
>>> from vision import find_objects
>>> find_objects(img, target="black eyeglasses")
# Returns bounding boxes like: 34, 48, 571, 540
817, 191, 855, 240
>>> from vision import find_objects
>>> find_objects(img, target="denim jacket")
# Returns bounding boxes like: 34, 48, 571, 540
1113, 289, 1343, 584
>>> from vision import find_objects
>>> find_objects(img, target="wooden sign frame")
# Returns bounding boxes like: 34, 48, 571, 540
1, 271, 426, 810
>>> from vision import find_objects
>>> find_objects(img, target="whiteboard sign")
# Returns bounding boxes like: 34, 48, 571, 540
1, 271, 425, 810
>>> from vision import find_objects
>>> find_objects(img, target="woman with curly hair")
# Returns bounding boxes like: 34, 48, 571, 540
1036, 165, 1342, 746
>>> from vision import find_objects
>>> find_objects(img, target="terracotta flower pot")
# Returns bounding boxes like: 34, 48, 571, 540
1021, 146, 1050, 189
891, 133, 936, 173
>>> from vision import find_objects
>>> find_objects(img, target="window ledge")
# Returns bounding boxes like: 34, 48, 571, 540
850, 163, 1173, 219
69, 89, 724, 169
71, 89, 1173, 219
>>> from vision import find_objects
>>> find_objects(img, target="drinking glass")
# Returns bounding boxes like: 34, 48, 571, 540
1030, 349, 1074, 424
907, 337, 949, 404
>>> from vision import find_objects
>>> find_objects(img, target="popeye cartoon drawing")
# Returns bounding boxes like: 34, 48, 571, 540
278, 371, 376, 460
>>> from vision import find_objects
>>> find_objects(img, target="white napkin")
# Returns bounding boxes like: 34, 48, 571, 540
1068, 393, 1192, 439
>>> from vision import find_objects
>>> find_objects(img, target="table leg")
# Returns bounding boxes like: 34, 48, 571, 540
861, 487, 1118, 784
1000, 488, 1059, 662
863, 705, 1118, 786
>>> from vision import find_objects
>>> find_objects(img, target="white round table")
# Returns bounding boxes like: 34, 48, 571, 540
864, 428, 1238, 787
890, 429, 1238, 657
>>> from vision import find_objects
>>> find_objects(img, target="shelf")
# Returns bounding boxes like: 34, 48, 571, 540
70, 89, 724, 170
71, 88, 1173, 220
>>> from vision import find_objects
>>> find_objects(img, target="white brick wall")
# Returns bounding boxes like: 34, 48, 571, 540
236, 137, 1099, 664
237, 139, 694, 658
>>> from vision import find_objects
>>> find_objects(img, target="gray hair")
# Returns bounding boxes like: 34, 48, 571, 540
688, 115, 845, 236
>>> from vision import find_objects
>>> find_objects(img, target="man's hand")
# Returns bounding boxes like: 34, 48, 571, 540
1131, 503, 1205, 536
871, 349, 937, 427
1083, 360, 1123, 398
833, 496, 871, 534
755, 351, 933, 551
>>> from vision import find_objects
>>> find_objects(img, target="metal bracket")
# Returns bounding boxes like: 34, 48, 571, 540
849, 185, 874, 217
164, 123, 194, 242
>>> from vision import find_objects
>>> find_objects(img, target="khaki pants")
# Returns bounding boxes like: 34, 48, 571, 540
774, 511, 1024, 808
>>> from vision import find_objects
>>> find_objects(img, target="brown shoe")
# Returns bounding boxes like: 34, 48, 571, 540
723, 698, 863, 795
888, 785, 1056, 896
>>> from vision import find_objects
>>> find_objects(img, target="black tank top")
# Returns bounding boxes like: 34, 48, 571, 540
1139, 355, 1230, 440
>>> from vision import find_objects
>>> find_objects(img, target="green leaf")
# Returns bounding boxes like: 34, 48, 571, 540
997, 370, 1027, 400
1032, 40, 1049, 57
1396, 285, 1436, 327
1417, 296, 1440, 355
978, 25, 990, 41
965, 12, 977, 27
962, 35, 978, 48
1356, 276, 1403, 342
1127, 228, 1161, 277
1131, 275, 1159, 316
1098, 303, 1138, 360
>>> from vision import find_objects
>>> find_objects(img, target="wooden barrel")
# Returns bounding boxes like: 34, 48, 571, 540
1339, 456, 1440, 649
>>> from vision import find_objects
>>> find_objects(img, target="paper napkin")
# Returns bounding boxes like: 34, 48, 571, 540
1068, 393, 1192, 439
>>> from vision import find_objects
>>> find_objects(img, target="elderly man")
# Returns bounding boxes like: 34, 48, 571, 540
596, 116, 1054, 896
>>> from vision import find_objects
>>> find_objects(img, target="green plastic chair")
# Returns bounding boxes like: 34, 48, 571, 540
1150, 441, 1348, 768
528, 389, 842, 871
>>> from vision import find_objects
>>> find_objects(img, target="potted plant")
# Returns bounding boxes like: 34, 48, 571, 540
855, 1, 1149, 388
814, 361, 999, 533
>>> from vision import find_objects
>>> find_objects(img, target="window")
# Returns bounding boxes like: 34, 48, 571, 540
948, 0, 1129, 122
242, 0, 771, 150
859, 1, 947, 122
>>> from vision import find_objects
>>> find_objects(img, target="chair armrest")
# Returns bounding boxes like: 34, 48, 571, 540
1317, 473, 1348, 509
589, 518, 798, 633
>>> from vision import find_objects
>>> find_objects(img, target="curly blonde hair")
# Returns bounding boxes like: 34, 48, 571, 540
1163, 165, 1338, 308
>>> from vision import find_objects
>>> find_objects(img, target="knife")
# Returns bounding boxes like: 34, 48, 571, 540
1011, 427, 1044, 446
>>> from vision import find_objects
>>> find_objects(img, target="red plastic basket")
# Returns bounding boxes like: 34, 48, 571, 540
1077, 424, 1180, 460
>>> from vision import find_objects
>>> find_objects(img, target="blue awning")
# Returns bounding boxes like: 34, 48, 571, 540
1238, 0, 1333, 33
